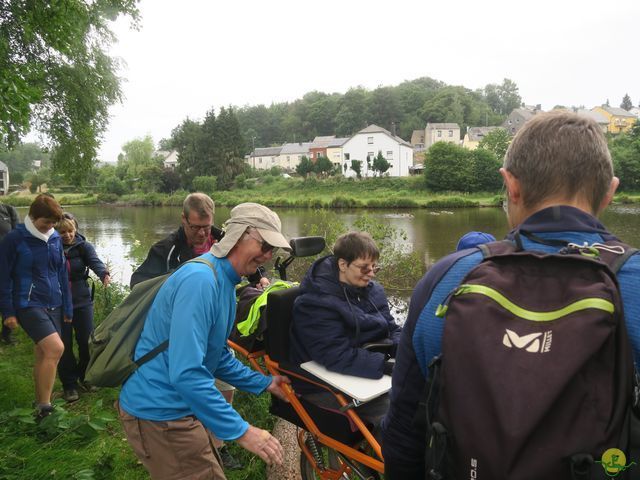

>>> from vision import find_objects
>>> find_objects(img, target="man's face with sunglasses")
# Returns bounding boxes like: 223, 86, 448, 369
181, 211, 213, 248
232, 229, 275, 277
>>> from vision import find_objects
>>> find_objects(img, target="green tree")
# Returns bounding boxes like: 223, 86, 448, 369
215, 107, 246, 190
621, 94, 633, 111
296, 156, 314, 178
118, 136, 158, 180
314, 156, 333, 177
192, 175, 218, 193
0, 0, 140, 183
0, 142, 48, 176
610, 122, 640, 190
139, 165, 164, 193
173, 118, 204, 188
350, 160, 363, 179
27, 170, 49, 193
372, 151, 391, 176
482, 79, 522, 115
424, 142, 472, 192
469, 148, 503, 192
160, 168, 181, 194
478, 128, 511, 160
335, 88, 369, 137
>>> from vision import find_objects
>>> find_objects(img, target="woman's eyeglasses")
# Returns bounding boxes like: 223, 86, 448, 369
246, 231, 274, 254
350, 262, 381, 274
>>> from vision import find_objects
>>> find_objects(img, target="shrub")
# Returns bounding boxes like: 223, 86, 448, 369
425, 196, 479, 208
96, 193, 119, 204
192, 176, 217, 193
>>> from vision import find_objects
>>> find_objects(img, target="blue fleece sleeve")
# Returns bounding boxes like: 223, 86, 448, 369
166, 270, 249, 441
84, 242, 109, 280
0, 233, 17, 318
214, 346, 271, 394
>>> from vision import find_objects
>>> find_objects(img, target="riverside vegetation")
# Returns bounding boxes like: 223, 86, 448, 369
0, 213, 422, 479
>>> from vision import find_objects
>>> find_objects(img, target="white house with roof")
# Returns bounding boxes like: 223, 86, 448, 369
0, 160, 8, 195
155, 150, 179, 170
278, 142, 312, 171
247, 146, 283, 170
341, 125, 413, 178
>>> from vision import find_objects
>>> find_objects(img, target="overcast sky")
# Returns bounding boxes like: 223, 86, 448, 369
97, 0, 640, 163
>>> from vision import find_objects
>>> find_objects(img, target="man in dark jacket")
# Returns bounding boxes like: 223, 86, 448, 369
0, 201, 19, 344
130, 193, 266, 288
290, 232, 401, 427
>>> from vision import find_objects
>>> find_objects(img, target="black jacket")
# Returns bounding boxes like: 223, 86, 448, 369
0, 203, 19, 241
64, 233, 109, 308
290, 255, 401, 392
130, 225, 264, 288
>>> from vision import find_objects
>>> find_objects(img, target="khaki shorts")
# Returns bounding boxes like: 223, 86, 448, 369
117, 401, 226, 480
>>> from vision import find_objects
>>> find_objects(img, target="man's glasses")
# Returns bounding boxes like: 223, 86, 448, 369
351, 262, 381, 274
246, 231, 274, 254
185, 217, 212, 233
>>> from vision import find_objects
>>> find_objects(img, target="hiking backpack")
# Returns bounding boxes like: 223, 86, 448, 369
423, 234, 640, 480
85, 257, 216, 387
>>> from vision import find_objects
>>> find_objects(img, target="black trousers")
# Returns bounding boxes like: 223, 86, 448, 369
57, 304, 94, 389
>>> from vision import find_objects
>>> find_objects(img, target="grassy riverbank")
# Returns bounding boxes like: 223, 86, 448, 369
4, 176, 640, 209
0, 284, 273, 480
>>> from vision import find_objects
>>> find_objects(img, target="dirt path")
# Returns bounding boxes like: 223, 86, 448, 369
267, 418, 302, 480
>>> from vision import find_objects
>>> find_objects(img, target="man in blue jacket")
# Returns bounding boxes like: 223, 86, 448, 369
118, 203, 292, 480
381, 112, 640, 478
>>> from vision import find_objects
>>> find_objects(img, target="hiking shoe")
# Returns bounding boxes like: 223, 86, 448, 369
79, 381, 98, 393
34, 404, 55, 422
1, 333, 17, 345
219, 446, 243, 470
63, 389, 79, 403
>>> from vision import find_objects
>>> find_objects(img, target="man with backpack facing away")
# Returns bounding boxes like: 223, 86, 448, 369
117, 202, 292, 480
382, 112, 640, 479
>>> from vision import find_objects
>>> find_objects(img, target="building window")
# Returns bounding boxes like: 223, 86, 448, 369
437, 131, 442, 137
344, 153, 350, 160
367, 136, 374, 144
287, 156, 290, 162
448, 130, 453, 137
387, 151, 393, 158
368, 152, 374, 161
259, 158, 262, 163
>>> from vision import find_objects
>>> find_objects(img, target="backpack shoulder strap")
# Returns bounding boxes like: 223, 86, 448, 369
134, 256, 219, 368
478, 239, 518, 259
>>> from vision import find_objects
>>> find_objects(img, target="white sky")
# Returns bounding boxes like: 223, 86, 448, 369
97, 0, 640, 163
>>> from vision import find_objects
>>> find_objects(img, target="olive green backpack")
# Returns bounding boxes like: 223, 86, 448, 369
85, 257, 216, 387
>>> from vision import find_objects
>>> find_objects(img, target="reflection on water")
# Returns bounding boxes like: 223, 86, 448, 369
15, 204, 639, 287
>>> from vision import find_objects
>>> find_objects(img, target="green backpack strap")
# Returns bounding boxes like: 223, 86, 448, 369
134, 256, 218, 368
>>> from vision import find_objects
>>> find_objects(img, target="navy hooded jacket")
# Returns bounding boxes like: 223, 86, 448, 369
0, 223, 73, 319
63, 233, 109, 309
290, 255, 401, 391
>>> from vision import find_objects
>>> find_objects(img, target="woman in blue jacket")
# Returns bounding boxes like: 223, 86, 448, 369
56, 213, 110, 402
0, 195, 72, 419
290, 231, 402, 428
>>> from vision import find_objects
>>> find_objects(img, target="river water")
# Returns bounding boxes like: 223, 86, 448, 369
13, 204, 640, 287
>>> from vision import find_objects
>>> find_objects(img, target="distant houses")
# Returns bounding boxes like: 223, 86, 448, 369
462, 127, 501, 150
592, 106, 637, 134
424, 123, 461, 149
0, 161, 8, 195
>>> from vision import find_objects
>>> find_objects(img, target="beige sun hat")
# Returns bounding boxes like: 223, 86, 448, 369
210, 202, 291, 258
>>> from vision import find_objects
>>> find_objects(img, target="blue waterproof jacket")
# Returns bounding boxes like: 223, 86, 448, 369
381, 206, 640, 478
119, 254, 271, 441
64, 233, 109, 309
0, 224, 72, 319
290, 255, 401, 389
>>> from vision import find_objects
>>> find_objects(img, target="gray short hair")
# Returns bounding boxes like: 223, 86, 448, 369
183, 193, 215, 219
503, 111, 613, 213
